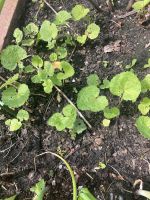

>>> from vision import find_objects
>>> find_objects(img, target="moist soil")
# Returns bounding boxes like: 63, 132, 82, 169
0, 0, 150, 199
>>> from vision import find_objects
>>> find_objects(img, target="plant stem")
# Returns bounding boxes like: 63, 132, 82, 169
54, 85, 92, 129
126, 0, 135, 11
34, 152, 78, 200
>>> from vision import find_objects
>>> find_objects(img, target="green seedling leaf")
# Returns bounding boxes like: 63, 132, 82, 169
32, 55, 43, 68
132, 0, 150, 11
138, 97, 150, 115
0, 45, 27, 71
56, 61, 75, 80
104, 107, 120, 119
87, 74, 101, 86
85, 23, 100, 39
141, 74, 150, 93
0, 74, 19, 90
125, 58, 137, 69
13, 28, 23, 44
44, 61, 54, 76
39, 20, 58, 42
77, 85, 108, 112
5, 119, 22, 131
144, 58, 150, 68
17, 109, 29, 122
42, 79, 53, 93
102, 119, 110, 127
100, 79, 110, 89
72, 118, 87, 134
136, 116, 150, 138
49, 53, 58, 62
47, 39, 56, 50
48, 104, 77, 131
55, 10, 71, 25
22, 39, 35, 47
76, 35, 87, 45
24, 65, 35, 73
71, 4, 89, 21
78, 187, 96, 200
109, 71, 141, 102
56, 47, 67, 59
30, 179, 46, 200
3, 195, 17, 200
24, 22, 39, 37
98, 162, 106, 169
2, 84, 30, 108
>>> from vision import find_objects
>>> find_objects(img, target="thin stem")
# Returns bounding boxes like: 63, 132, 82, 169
54, 85, 92, 129
34, 152, 78, 200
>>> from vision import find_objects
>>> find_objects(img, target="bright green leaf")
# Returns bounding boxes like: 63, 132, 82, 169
76, 35, 87, 45
42, 79, 53, 93
22, 39, 35, 47
87, 74, 100, 86
104, 107, 120, 119
132, 0, 150, 11
141, 74, 150, 93
109, 71, 141, 102
102, 119, 110, 127
78, 187, 96, 200
56, 47, 67, 59
17, 109, 29, 121
85, 23, 100, 40
24, 65, 35, 73
136, 116, 150, 138
77, 85, 108, 112
125, 58, 137, 69
32, 55, 43, 68
49, 53, 58, 62
55, 10, 71, 25
138, 97, 150, 115
30, 179, 46, 200
56, 61, 74, 80
72, 118, 87, 134
2, 84, 30, 108
39, 20, 58, 42
0, 45, 27, 71
13, 28, 23, 44
71, 4, 89, 21
24, 22, 39, 37
5, 119, 22, 131
100, 79, 110, 89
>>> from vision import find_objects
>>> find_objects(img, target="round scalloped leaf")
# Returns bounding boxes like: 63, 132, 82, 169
102, 119, 110, 127
86, 23, 100, 39
55, 10, 72, 25
39, 20, 58, 42
71, 4, 89, 21
56, 61, 75, 80
110, 71, 141, 102
0, 45, 27, 71
77, 35, 87, 45
87, 74, 101, 86
104, 107, 120, 119
17, 109, 29, 122
24, 22, 39, 37
5, 119, 22, 131
32, 55, 43, 68
138, 97, 150, 115
48, 113, 66, 131
77, 85, 108, 112
13, 28, 23, 44
136, 116, 150, 138
2, 84, 30, 108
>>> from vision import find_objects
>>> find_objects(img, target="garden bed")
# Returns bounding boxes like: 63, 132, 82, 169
0, 0, 150, 199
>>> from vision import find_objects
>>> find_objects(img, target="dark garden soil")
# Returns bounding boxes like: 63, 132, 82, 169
0, 0, 150, 199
